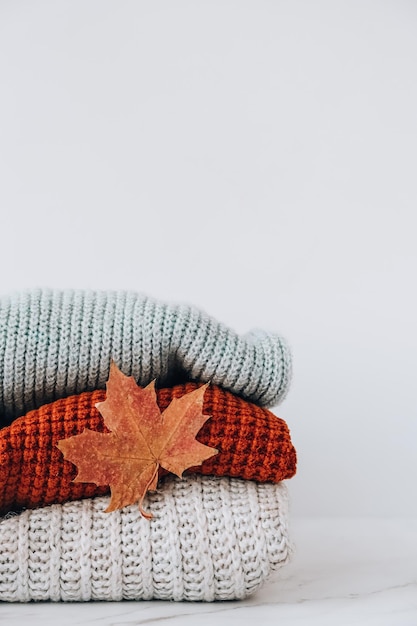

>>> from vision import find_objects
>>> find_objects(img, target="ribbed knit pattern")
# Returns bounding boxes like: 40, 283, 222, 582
0, 289, 292, 423
0, 475, 291, 602
0, 383, 296, 515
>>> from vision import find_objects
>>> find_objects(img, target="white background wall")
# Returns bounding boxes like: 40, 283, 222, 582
0, 0, 416, 518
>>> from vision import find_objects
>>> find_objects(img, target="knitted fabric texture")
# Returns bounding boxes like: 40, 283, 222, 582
0, 383, 296, 515
0, 475, 291, 602
0, 289, 292, 424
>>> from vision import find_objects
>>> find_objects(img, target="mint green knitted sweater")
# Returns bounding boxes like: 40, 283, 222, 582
0, 289, 291, 423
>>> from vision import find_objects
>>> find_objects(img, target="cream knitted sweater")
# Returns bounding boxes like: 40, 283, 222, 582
0, 475, 291, 602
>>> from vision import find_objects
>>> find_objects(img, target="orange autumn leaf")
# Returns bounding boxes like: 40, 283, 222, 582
57, 362, 218, 518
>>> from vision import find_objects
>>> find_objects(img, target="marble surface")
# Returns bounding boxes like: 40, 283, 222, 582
1, 518, 416, 626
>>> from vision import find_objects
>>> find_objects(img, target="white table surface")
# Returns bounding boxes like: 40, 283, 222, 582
1, 518, 416, 626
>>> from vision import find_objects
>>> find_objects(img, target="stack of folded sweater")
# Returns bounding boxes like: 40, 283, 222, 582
0, 289, 296, 602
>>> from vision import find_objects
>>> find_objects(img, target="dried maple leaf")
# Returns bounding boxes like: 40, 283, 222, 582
57, 362, 218, 518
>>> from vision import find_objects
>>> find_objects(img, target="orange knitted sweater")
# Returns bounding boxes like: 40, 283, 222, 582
0, 383, 296, 515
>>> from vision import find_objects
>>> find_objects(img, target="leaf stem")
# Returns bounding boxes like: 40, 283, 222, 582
139, 463, 160, 520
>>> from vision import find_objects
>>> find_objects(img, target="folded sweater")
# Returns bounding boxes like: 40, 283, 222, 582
0, 289, 292, 424
0, 475, 291, 602
0, 382, 296, 515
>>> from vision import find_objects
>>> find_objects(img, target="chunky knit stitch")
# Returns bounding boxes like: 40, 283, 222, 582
0, 475, 291, 602
0, 289, 292, 423
0, 383, 296, 515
